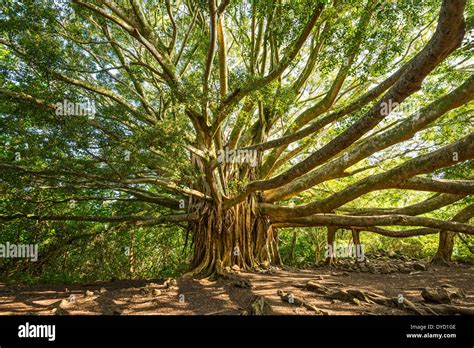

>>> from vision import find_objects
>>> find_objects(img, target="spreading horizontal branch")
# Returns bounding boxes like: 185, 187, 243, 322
0, 163, 211, 201
337, 192, 467, 216
0, 88, 57, 110
260, 132, 474, 218
265, 74, 474, 202
0, 213, 197, 224
351, 203, 474, 237
395, 177, 474, 194
272, 213, 474, 235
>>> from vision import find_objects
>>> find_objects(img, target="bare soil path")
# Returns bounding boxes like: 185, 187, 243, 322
1, 261, 473, 315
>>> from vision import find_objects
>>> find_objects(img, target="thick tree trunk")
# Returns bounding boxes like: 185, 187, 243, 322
186, 134, 283, 276
432, 231, 455, 265
188, 197, 280, 276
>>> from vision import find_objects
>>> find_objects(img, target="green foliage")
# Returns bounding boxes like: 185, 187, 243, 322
279, 228, 474, 267
0, 220, 191, 284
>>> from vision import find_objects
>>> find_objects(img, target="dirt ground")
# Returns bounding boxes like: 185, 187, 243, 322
1, 261, 473, 315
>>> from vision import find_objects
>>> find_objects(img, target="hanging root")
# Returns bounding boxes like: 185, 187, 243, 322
189, 197, 279, 276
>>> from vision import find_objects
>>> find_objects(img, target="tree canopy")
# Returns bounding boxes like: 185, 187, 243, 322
0, 0, 473, 276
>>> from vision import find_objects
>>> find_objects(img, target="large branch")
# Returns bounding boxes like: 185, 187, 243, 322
73, 0, 207, 134
0, 213, 197, 224
74, 0, 176, 81
51, 71, 155, 123
225, 0, 467, 207
202, 0, 217, 121
351, 203, 474, 237
272, 214, 474, 235
395, 177, 474, 194
0, 163, 212, 201
260, 3, 376, 175
239, 66, 406, 153
217, 15, 228, 99
264, 74, 474, 202
338, 192, 467, 216
6, 194, 183, 211
260, 133, 474, 218
0, 89, 57, 110
212, 3, 324, 131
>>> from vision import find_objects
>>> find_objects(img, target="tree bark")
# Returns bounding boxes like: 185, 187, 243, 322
432, 231, 455, 264
432, 204, 474, 265
189, 197, 280, 276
